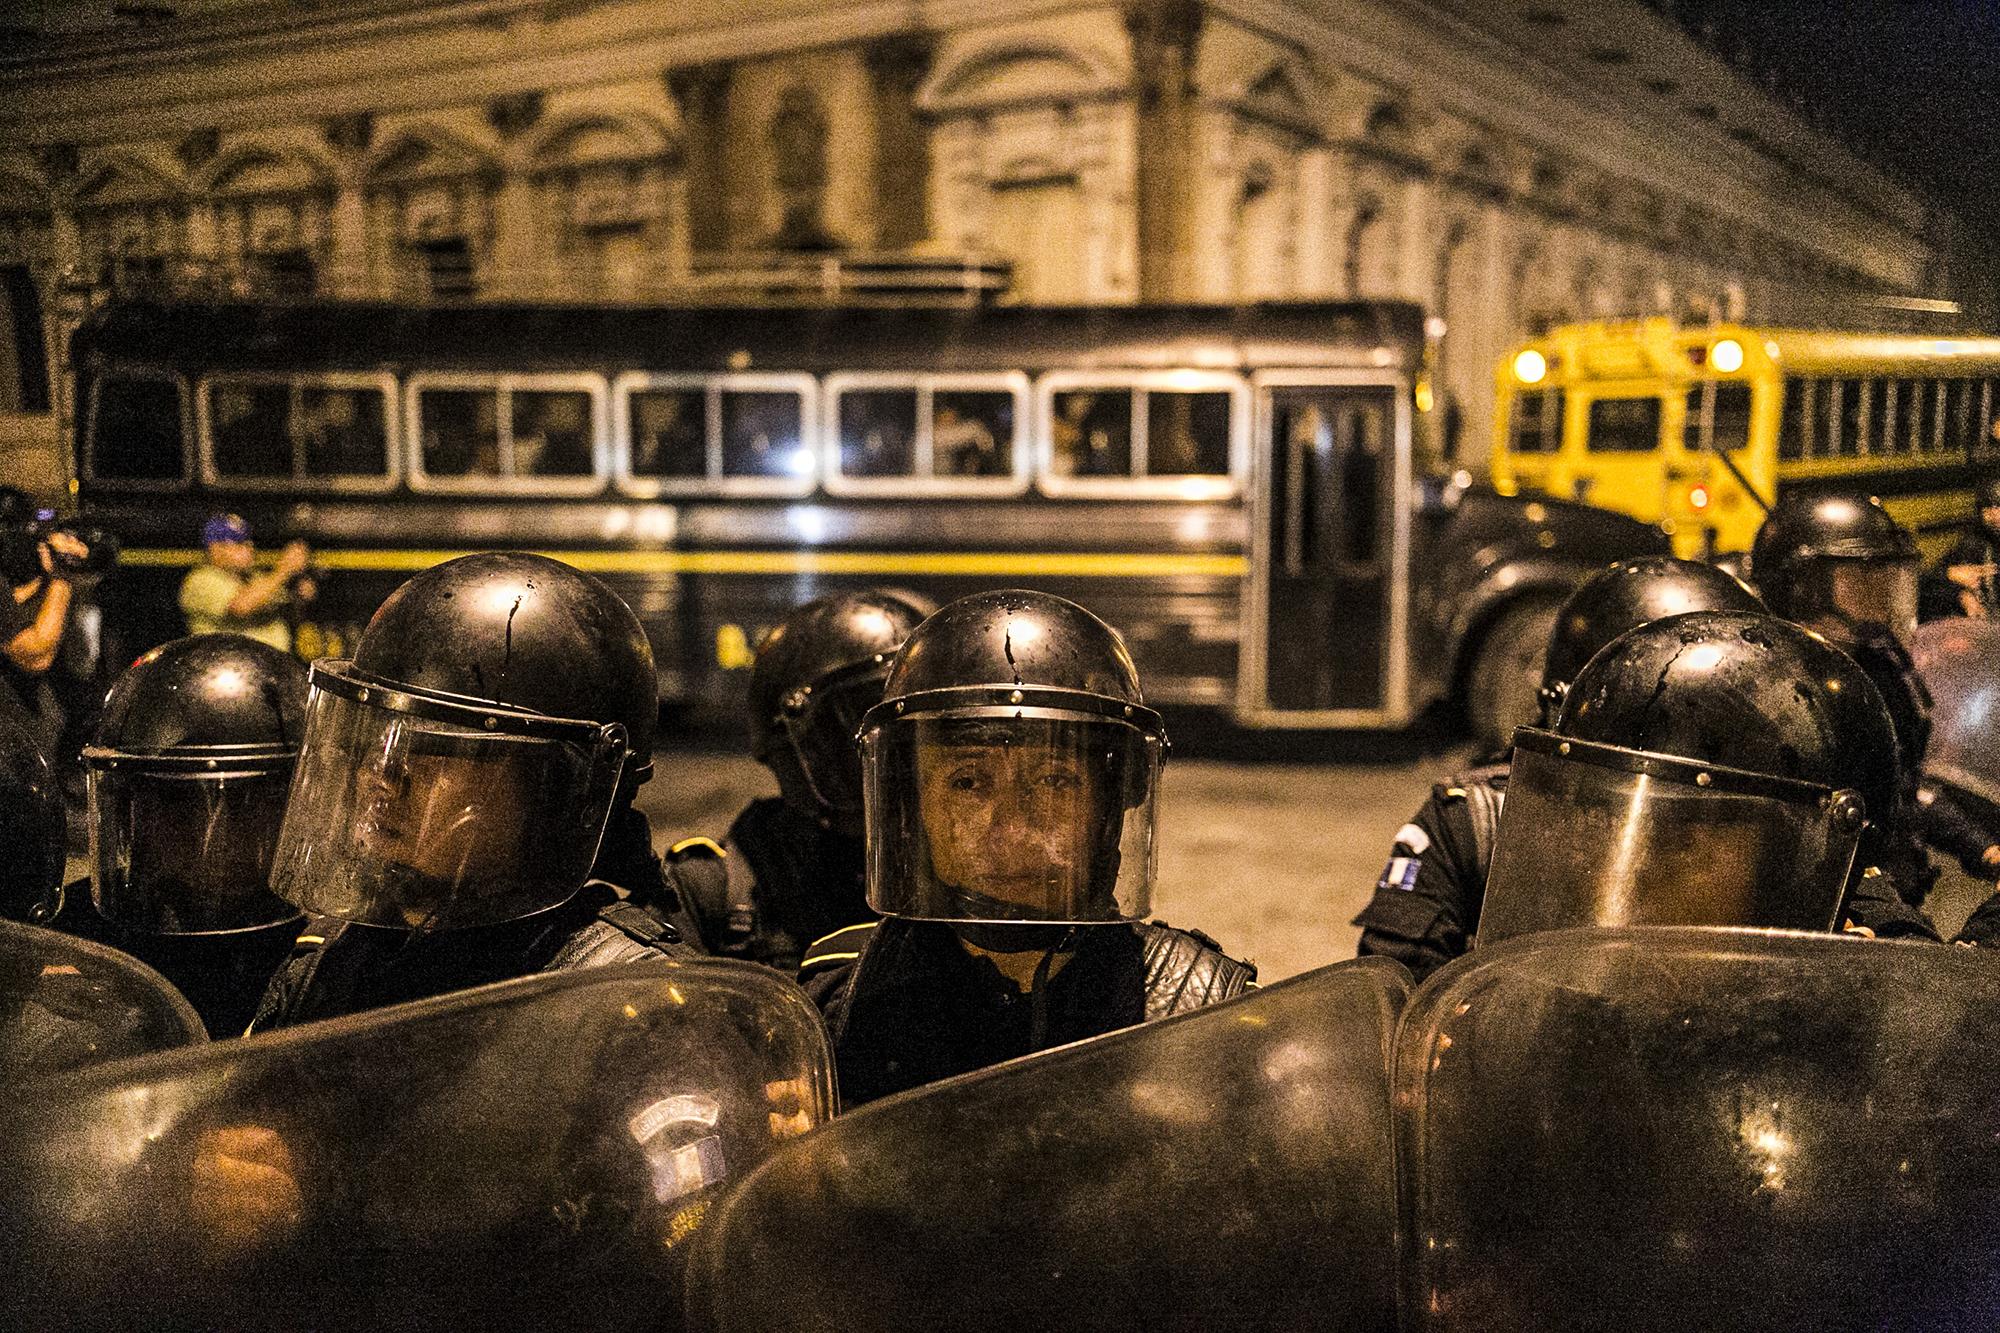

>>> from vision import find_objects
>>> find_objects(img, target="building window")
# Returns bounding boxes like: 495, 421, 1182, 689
0, 265, 49, 413
421, 239, 476, 300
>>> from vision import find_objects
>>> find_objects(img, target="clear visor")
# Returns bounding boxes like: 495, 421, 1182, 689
1798, 557, 1918, 640
781, 663, 888, 818
860, 712, 1161, 924
269, 681, 626, 930
1476, 740, 1861, 948
86, 765, 299, 935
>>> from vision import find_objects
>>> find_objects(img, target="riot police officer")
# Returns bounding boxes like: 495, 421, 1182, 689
0, 707, 65, 927
1476, 609, 1905, 944
1939, 473, 2000, 618
678, 590, 927, 971
1354, 557, 1766, 981
1752, 492, 1999, 908
251, 553, 701, 1029
42, 636, 312, 1036
801, 589, 1254, 1108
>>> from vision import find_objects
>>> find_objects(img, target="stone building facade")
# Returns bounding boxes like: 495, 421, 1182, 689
0, 0, 1981, 488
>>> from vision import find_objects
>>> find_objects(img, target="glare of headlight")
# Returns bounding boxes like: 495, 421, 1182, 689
1514, 350, 1548, 384
1710, 339, 1744, 373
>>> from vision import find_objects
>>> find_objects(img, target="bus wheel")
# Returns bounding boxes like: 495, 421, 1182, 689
1465, 596, 1561, 751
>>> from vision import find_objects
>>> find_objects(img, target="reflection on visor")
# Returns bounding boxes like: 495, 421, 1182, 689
861, 714, 1161, 924
1807, 559, 1919, 639
270, 684, 626, 930
1477, 739, 1860, 947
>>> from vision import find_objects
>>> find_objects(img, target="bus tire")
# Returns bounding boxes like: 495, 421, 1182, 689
1464, 595, 1561, 751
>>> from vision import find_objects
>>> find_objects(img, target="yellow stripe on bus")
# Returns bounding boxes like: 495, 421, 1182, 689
121, 548, 1250, 578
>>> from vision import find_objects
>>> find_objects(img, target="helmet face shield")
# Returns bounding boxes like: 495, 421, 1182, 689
84, 761, 298, 934
1477, 730, 1863, 948
270, 663, 628, 930
860, 708, 1162, 924
1794, 556, 1918, 640
778, 657, 890, 821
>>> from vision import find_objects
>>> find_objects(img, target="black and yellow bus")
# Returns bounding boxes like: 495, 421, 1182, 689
71, 297, 1662, 739
1493, 318, 2000, 560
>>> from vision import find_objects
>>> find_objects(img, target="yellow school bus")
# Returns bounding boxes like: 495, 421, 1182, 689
1492, 319, 2000, 559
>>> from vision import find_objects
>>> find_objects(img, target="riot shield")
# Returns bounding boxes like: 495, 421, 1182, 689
0, 917, 204, 1078
685, 955, 1411, 1333
0, 958, 833, 1332
1398, 927, 2000, 1332
1912, 617, 2000, 810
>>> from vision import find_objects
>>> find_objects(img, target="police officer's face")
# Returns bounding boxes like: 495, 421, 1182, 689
914, 739, 1103, 910
352, 749, 529, 906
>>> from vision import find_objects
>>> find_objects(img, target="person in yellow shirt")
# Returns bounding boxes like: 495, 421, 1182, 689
178, 514, 315, 653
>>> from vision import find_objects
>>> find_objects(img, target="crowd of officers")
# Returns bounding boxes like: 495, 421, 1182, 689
5, 482, 2000, 1298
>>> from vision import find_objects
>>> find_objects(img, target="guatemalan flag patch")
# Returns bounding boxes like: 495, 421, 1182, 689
1376, 854, 1421, 893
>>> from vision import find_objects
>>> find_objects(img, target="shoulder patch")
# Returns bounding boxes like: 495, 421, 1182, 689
667, 835, 727, 860
799, 920, 878, 974
1376, 854, 1421, 894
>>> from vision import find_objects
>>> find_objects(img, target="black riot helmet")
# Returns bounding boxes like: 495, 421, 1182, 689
1479, 610, 1896, 948
0, 711, 65, 925
1538, 557, 1765, 720
857, 590, 1165, 927
82, 635, 307, 936
269, 553, 655, 932
749, 591, 929, 834
1751, 492, 1919, 640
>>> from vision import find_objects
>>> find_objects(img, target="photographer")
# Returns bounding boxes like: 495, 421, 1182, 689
179, 514, 317, 654
1, 495, 92, 746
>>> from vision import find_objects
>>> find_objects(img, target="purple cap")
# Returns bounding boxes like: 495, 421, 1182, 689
201, 513, 251, 546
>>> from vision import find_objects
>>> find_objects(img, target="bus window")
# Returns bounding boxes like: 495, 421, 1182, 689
1941, 380, 1965, 453
1864, 381, 1892, 454
1584, 397, 1660, 453
1836, 379, 1865, 456
1050, 389, 1133, 477
1143, 391, 1231, 476
419, 389, 500, 478
512, 390, 594, 477
1779, 380, 1807, 460
1928, 380, 1948, 453
932, 389, 1014, 478
211, 381, 291, 478
90, 375, 184, 482
298, 387, 389, 478
837, 389, 918, 478
1508, 390, 1562, 454
721, 390, 807, 479
629, 388, 706, 478
1902, 379, 1928, 453
1713, 383, 1752, 452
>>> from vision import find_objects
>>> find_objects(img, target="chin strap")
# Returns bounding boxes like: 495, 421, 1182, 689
1027, 927, 1079, 1051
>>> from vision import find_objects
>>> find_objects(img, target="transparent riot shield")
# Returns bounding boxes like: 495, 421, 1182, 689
0, 917, 204, 1079
686, 955, 1411, 1333
0, 958, 833, 1332
1399, 927, 2000, 1332
1912, 617, 2000, 810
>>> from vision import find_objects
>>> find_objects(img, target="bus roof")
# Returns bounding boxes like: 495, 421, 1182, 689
73, 298, 1427, 377
1507, 317, 2000, 383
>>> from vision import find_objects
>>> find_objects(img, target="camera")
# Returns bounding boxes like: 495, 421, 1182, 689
0, 489, 121, 585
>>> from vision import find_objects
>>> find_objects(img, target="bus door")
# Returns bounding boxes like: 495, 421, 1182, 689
1572, 387, 1671, 524
1241, 374, 1410, 726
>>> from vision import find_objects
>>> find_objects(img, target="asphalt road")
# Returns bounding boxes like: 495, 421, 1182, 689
639, 724, 1998, 980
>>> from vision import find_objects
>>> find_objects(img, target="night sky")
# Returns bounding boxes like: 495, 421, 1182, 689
1685, 1, 2000, 231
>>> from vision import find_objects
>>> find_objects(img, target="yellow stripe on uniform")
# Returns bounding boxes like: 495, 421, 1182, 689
122, 548, 1249, 578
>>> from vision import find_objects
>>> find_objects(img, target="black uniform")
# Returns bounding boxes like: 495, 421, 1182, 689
801, 917, 1254, 1108
678, 797, 869, 972
1353, 759, 1506, 983
1938, 524, 2000, 616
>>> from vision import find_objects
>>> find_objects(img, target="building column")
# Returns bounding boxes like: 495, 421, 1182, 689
1126, 0, 1203, 302
865, 34, 935, 253
489, 175, 539, 299
667, 62, 734, 258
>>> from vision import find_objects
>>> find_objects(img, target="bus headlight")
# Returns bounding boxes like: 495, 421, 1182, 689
1710, 339, 1744, 373
1513, 350, 1548, 385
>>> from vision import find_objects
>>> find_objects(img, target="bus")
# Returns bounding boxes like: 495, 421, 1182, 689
68, 297, 1664, 741
1491, 319, 2000, 560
